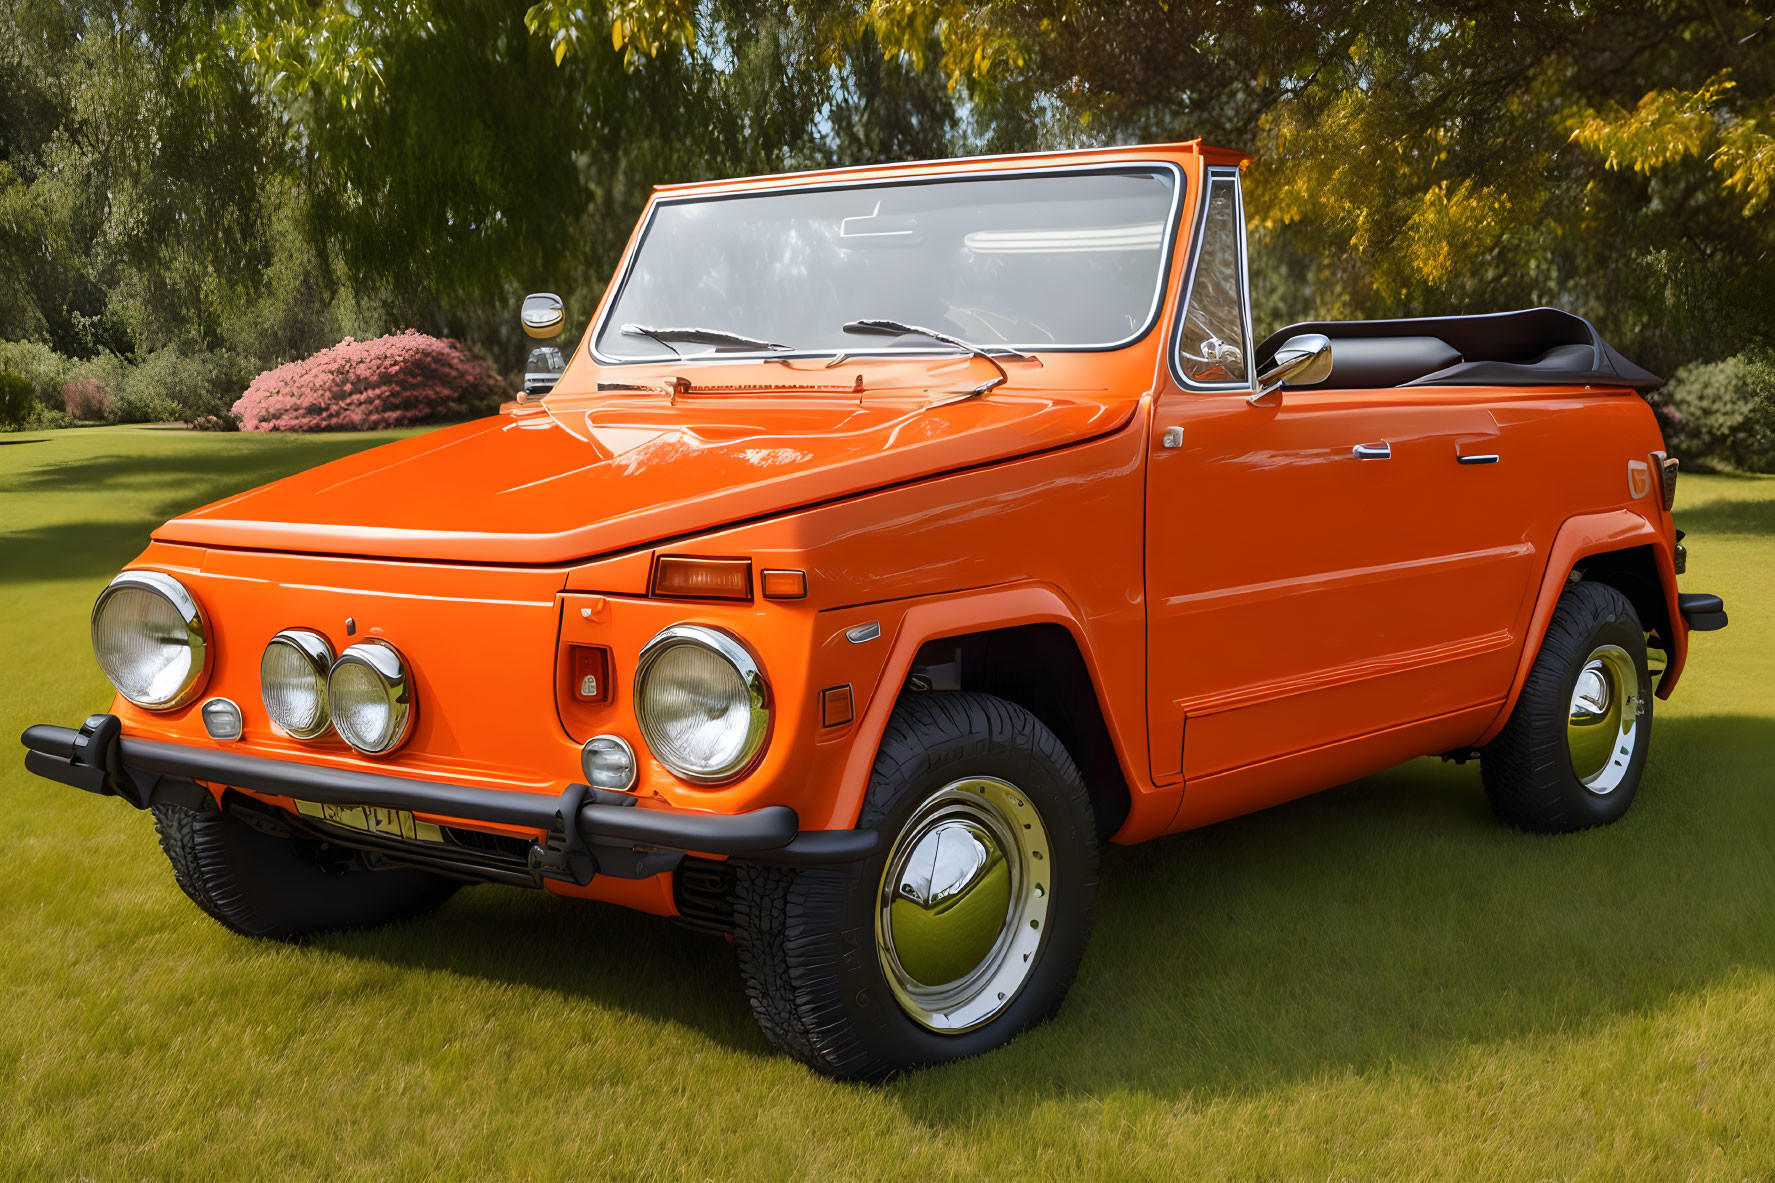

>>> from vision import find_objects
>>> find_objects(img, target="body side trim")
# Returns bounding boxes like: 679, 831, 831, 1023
1178, 628, 1515, 719
1169, 700, 1504, 832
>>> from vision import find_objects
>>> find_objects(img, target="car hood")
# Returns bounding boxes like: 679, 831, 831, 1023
155, 381, 1134, 565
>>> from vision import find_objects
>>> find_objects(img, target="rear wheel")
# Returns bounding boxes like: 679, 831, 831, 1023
732, 691, 1098, 1080
1481, 580, 1652, 833
152, 800, 459, 940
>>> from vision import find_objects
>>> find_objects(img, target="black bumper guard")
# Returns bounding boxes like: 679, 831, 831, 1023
21, 714, 880, 886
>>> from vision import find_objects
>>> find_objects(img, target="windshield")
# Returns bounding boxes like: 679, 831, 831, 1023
594, 166, 1180, 363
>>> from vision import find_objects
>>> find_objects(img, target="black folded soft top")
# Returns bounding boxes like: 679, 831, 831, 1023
1255, 307, 1663, 394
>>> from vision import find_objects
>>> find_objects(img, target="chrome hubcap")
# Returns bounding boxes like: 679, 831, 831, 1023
1567, 643, 1641, 795
876, 777, 1050, 1033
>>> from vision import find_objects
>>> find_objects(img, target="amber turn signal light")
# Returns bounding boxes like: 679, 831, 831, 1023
652, 556, 752, 601
760, 569, 807, 600
820, 684, 854, 728
569, 645, 612, 704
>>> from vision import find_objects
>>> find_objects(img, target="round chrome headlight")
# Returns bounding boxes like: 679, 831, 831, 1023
327, 641, 414, 755
261, 629, 335, 740
90, 571, 210, 710
633, 625, 770, 784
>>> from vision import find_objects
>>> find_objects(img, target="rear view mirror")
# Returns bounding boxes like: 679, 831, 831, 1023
1250, 333, 1333, 406
840, 202, 922, 246
522, 292, 565, 340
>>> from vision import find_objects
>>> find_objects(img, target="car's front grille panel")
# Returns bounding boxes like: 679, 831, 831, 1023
270, 803, 536, 886
673, 855, 735, 936
442, 825, 533, 861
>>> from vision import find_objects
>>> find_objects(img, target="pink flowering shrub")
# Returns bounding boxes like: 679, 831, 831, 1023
233, 331, 507, 432
62, 376, 113, 420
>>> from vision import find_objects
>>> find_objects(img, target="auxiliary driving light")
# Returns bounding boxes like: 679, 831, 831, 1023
327, 640, 415, 755
261, 629, 335, 739
581, 734, 638, 792
201, 697, 244, 742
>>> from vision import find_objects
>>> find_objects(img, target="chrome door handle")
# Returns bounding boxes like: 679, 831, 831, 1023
1457, 453, 1500, 465
1352, 442, 1391, 460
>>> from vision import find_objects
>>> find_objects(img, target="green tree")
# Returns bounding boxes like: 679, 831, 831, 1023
0, 370, 33, 427
553, 1, 1774, 378
1, 1, 284, 357
1653, 351, 1775, 472
9, 0, 1772, 461
216, 0, 956, 365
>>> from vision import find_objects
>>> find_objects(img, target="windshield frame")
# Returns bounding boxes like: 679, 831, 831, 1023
588, 161, 1188, 367
1168, 165, 1259, 395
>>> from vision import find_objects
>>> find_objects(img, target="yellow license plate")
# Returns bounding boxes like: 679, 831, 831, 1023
295, 800, 445, 844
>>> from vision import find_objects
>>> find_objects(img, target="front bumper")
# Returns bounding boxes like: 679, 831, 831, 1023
20, 714, 880, 886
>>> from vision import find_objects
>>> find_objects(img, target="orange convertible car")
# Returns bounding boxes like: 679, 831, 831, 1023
21, 142, 1728, 1079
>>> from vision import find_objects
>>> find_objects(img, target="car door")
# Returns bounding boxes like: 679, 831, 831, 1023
1144, 168, 1534, 811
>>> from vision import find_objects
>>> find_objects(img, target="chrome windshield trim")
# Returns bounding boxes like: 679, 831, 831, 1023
588, 161, 1188, 368
651, 141, 1212, 192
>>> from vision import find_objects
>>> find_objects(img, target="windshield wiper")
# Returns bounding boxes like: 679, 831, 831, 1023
621, 323, 792, 353
841, 319, 1032, 395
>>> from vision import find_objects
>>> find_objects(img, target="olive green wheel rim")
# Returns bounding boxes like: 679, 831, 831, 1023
875, 777, 1051, 1033
1567, 642, 1641, 795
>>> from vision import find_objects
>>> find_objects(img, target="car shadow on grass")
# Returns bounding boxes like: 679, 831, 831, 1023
888, 711, 1775, 1112
0, 436, 406, 499
0, 437, 410, 586
0, 520, 192, 584
314, 879, 768, 1054
295, 714, 1775, 1096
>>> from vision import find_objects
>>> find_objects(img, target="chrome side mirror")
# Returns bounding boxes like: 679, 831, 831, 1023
1249, 333, 1333, 407
522, 292, 565, 340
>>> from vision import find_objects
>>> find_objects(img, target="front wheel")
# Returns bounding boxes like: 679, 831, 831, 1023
1481, 580, 1653, 833
732, 691, 1099, 1080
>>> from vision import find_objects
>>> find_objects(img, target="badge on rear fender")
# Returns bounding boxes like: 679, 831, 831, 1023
1627, 459, 1651, 500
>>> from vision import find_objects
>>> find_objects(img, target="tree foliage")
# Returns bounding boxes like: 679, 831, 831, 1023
0, 370, 32, 427
228, 0, 1767, 380
2, 1, 277, 355
1, 0, 382, 419
4, 0, 1774, 460
1653, 350, 1775, 472
822, 1, 1775, 380
199, 0, 956, 360
1571, 68, 1775, 215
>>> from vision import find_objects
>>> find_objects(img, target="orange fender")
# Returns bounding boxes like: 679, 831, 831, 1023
1473, 508, 1683, 748
822, 582, 1176, 843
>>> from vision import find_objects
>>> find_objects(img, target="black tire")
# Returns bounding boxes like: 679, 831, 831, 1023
1481, 580, 1653, 833
151, 801, 460, 940
731, 691, 1099, 1081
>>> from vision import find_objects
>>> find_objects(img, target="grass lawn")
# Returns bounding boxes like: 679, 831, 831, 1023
1, 425, 1771, 1180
